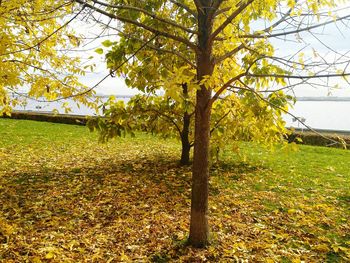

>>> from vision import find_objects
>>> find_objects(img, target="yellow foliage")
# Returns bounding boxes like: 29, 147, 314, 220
0, 0, 93, 115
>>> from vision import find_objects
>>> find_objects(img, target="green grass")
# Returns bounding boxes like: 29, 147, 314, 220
0, 119, 88, 145
224, 142, 350, 201
0, 118, 349, 262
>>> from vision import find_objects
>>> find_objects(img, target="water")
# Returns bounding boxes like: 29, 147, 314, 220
12, 95, 130, 116
284, 101, 350, 132
12, 95, 350, 132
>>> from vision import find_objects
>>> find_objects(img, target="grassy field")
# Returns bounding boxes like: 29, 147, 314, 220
0, 118, 349, 262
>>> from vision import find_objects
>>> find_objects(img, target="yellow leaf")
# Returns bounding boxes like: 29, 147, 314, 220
120, 251, 130, 262
31, 257, 42, 263
288, 209, 297, 214
314, 244, 330, 253
45, 252, 55, 259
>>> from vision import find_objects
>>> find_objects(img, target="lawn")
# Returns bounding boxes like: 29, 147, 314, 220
0, 119, 349, 262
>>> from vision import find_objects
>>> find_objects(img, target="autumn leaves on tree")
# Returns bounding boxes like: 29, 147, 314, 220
0, 0, 97, 115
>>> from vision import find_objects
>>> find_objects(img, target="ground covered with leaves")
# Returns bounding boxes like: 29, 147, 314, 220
0, 119, 349, 262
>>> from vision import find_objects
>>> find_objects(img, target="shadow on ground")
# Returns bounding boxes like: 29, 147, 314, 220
0, 153, 262, 262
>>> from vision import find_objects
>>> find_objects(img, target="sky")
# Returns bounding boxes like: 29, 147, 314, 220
74, 2, 350, 98
270, 5, 350, 97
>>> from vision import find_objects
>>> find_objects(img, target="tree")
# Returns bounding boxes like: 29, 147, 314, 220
0, 0, 97, 116
87, 17, 292, 166
75, 0, 350, 247
89, 88, 293, 165
91, 33, 198, 165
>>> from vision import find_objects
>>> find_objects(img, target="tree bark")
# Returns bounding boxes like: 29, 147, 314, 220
189, 4, 214, 247
180, 83, 192, 165
189, 90, 212, 247
180, 111, 191, 165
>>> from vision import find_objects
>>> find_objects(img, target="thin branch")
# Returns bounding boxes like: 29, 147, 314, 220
23, 34, 160, 103
210, 55, 263, 104
83, 0, 197, 34
146, 45, 196, 68
210, 110, 231, 134
247, 72, 350, 79
210, 73, 246, 104
169, 0, 197, 18
235, 81, 347, 147
212, 0, 225, 12
0, 3, 83, 57
193, 0, 203, 11
210, 0, 254, 42
259, 6, 294, 34
241, 13, 350, 39
152, 108, 182, 136
214, 7, 230, 17
74, 0, 198, 51
213, 43, 245, 64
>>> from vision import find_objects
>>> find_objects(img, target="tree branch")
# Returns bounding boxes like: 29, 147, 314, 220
209, 0, 254, 42
258, 6, 294, 34
0, 3, 82, 57
169, 0, 197, 18
213, 43, 245, 64
214, 6, 231, 17
241, 13, 350, 39
144, 107, 183, 136
74, 0, 198, 51
29, 34, 160, 103
193, 0, 203, 11
146, 45, 196, 68
235, 80, 348, 148
247, 72, 350, 79
82, 0, 197, 34
210, 110, 231, 134
210, 73, 246, 104
212, 0, 225, 12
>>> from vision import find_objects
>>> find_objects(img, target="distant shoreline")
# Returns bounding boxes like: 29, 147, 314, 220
295, 97, 350, 101
6, 110, 350, 134
8, 93, 350, 132
2, 112, 350, 149
9, 92, 350, 101
292, 127, 350, 135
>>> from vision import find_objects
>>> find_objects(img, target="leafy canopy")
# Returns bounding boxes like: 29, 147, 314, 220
87, 0, 340, 153
0, 0, 96, 115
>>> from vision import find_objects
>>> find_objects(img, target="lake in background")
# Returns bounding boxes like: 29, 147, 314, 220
11, 95, 350, 132
284, 101, 350, 132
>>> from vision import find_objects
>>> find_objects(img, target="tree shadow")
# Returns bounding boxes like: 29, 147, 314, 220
1, 151, 268, 261
0, 156, 196, 260
211, 161, 269, 180
337, 195, 350, 208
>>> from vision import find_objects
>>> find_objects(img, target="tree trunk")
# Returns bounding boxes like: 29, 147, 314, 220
189, 91, 212, 247
189, 6, 214, 247
180, 83, 192, 165
180, 111, 191, 165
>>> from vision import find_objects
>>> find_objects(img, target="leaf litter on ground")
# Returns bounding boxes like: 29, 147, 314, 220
0, 119, 349, 262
